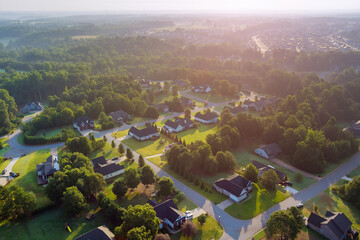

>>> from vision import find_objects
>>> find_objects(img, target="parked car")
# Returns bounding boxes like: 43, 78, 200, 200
285, 181, 293, 187
9, 172, 19, 178
112, 157, 119, 161
1, 169, 6, 175
184, 211, 191, 215
186, 214, 193, 220
296, 203, 304, 208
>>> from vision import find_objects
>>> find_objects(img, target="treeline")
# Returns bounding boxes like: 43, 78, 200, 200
0, 89, 20, 135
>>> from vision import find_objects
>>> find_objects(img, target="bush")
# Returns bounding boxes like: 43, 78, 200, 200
294, 172, 303, 183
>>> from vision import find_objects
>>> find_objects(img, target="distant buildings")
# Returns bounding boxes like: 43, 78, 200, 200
194, 111, 219, 124
242, 97, 278, 111
128, 126, 160, 141
213, 175, 253, 203
148, 199, 186, 231
192, 85, 211, 93
164, 118, 194, 133
255, 143, 282, 159
75, 225, 115, 240
73, 116, 94, 131
36, 155, 59, 185
223, 106, 246, 116
22, 102, 42, 114
91, 156, 124, 180
307, 211, 356, 240
180, 97, 194, 108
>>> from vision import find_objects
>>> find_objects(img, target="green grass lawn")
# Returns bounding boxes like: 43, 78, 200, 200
184, 91, 234, 103
17, 133, 25, 145
348, 166, 360, 178
302, 180, 360, 231
233, 150, 316, 190
122, 134, 174, 157
0, 137, 10, 156
111, 129, 129, 139
34, 126, 79, 138
319, 157, 351, 177
171, 215, 223, 240
175, 124, 217, 145
130, 117, 154, 125
252, 226, 327, 240
8, 150, 52, 209
89, 142, 120, 160
149, 156, 227, 204
336, 121, 351, 129
224, 184, 290, 220
0, 159, 11, 172
177, 198, 197, 212
0, 205, 116, 240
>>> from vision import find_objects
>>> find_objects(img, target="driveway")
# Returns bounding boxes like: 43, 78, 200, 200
284, 186, 298, 195
217, 199, 234, 210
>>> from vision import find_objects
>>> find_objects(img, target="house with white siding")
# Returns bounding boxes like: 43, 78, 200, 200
194, 111, 219, 124
163, 118, 193, 133
213, 175, 253, 203
92, 156, 124, 180
128, 126, 160, 141
255, 143, 282, 159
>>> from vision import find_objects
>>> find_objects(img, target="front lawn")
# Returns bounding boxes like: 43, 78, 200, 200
176, 124, 217, 144
0, 159, 11, 172
34, 126, 79, 138
171, 215, 223, 240
348, 166, 360, 178
184, 91, 233, 103
89, 142, 120, 160
149, 156, 227, 204
252, 226, 327, 240
122, 134, 174, 157
224, 184, 290, 219
302, 180, 360, 231
111, 129, 129, 139
177, 198, 197, 212
233, 150, 316, 190
8, 150, 52, 209
0, 205, 116, 240
0, 137, 10, 156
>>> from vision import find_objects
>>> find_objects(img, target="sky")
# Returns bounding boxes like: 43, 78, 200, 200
0, 0, 359, 12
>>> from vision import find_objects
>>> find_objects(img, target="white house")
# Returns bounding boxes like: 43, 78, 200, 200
213, 175, 253, 203
194, 111, 219, 124
92, 156, 125, 180
128, 126, 160, 141
255, 143, 282, 159
163, 118, 193, 133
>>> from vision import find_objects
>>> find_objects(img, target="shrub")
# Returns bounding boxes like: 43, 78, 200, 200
294, 172, 303, 183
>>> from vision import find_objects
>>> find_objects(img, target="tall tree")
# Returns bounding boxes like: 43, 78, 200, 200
112, 179, 128, 200
141, 165, 156, 185
124, 168, 140, 189
62, 186, 89, 216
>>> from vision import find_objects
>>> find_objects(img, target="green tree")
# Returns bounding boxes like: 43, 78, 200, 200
172, 85, 179, 96
185, 109, 191, 119
120, 204, 160, 238
144, 106, 159, 118
267, 210, 301, 240
138, 155, 145, 167
284, 114, 300, 128
124, 168, 140, 189
59, 107, 75, 125
62, 186, 88, 216
141, 165, 156, 185
244, 164, 259, 183
181, 221, 198, 238
111, 140, 115, 148
127, 226, 152, 240
260, 169, 279, 191
66, 136, 93, 156
103, 135, 107, 142
126, 148, 134, 160
112, 179, 128, 200
0, 186, 35, 220
157, 177, 175, 198
198, 214, 207, 226
118, 143, 125, 154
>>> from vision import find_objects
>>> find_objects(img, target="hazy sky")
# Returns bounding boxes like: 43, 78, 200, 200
0, 0, 359, 12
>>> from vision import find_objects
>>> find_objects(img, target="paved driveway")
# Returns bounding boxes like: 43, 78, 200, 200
217, 199, 234, 210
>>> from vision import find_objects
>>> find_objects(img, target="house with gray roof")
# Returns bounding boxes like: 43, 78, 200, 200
194, 111, 219, 124
75, 225, 115, 240
255, 143, 282, 159
128, 126, 159, 141
91, 156, 124, 180
163, 118, 193, 133
148, 199, 186, 231
109, 110, 131, 125
36, 155, 59, 185
22, 101, 42, 114
307, 211, 354, 240
251, 160, 286, 181
213, 175, 253, 203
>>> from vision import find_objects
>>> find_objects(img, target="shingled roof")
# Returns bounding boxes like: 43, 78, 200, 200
149, 199, 185, 223
195, 111, 219, 121
251, 160, 286, 180
129, 126, 158, 138
75, 225, 114, 240
92, 157, 124, 176
165, 118, 193, 129
258, 143, 282, 158
214, 175, 252, 197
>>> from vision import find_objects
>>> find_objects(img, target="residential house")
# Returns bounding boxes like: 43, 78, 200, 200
213, 175, 253, 203
243, 97, 278, 111
148, 199, 186, 231
223, 106, 246, 116
73, 116, 94, 131
346, 120, 360, 138
307, 211, 355, 240
91, 156, 125, 180
163, 118, 193, 133
36, 155, 59, 185
109, 110, 131, 125
194, 111, 219, 124
128, 126, 160, 141
22, 101, 42, 114
180, 97, 194, 108
192, 85, 211, 93
154, 103, 169, 112
251, 160, 286, 181
139, 79, 151, 89
172, 79, 188, 87
242, 100, 254, 108
75, 225, 115, 240
255, 143, 282, 159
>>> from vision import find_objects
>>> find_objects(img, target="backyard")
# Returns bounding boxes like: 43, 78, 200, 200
7, 150, 52, 209
122, 134, 174, 157
176, 124, 217, 144
89, 142, 121, 160
224, 184, 290, 219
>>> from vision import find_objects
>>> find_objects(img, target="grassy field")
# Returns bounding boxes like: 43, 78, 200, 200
184, 91, 233, 103
8, 150, 52, 209
176, 124, 217, 145
111, 129, 129, 139
171, 215, 223, 240
89, 142, 120, 160
177, 198, 197, 212
0, 205, 115, 240
302, 180, 360, 231
233, 150, 316, 190
0, 159, 11, 172
149, 156, 227, 204
122, 134, 174, 157
17, 133, 25, 145
0, 137, 10, 156
252, 226, 327, 240
224, 184, 290, 219
34, 126, 78, 138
